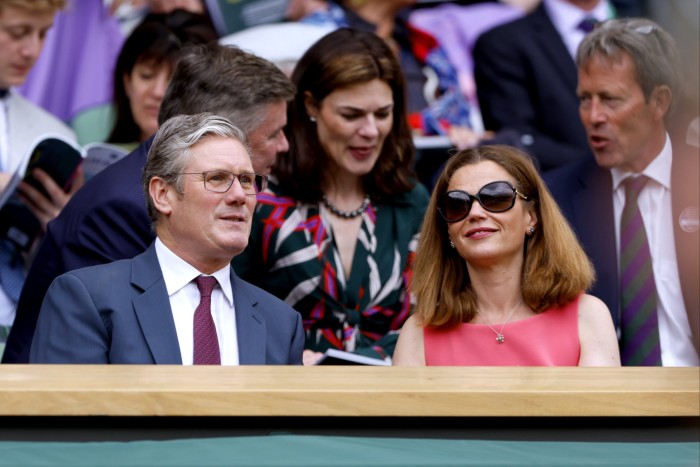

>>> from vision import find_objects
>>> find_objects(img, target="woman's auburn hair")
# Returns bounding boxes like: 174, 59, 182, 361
412, 145, 594, 328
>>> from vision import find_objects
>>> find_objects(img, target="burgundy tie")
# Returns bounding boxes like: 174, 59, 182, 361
193, 275, 221, 365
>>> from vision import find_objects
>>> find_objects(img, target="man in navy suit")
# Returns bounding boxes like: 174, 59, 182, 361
545, 18, 699, 365
30, 113, 304, 364
3, 44, 295, 363
473, 0, 615, 171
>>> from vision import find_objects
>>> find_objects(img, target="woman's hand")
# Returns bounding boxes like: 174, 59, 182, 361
302, 349, 324, 366
0, 171, 11, 192
447, 126, 495, 151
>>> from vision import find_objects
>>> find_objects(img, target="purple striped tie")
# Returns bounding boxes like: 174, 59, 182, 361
619, 176, 661, 366
577, 16, 599, 34
193, 276, 221, 365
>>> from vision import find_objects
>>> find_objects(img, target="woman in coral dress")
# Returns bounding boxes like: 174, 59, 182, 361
393, 145, 620, 366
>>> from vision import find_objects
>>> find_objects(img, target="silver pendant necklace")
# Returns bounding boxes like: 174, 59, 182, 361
476, 298, 523, 344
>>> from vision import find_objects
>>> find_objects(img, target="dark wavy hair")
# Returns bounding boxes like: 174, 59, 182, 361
107, 9, 217, 144
276, 28, 417, 202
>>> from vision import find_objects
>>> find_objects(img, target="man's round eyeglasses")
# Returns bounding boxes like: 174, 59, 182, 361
178, 171, 268, 195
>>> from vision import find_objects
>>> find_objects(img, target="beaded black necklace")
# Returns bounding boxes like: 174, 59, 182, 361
322, 195, 371, 219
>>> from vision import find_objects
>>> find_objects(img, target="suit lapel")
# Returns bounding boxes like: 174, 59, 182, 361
572, 161, 620, 327
231, 271, 266, 364
531, 4, 578, 92
131, 244, 182, 364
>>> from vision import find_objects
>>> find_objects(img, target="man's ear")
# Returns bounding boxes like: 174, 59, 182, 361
149, 177, 174, 217
650, 85, 672, 122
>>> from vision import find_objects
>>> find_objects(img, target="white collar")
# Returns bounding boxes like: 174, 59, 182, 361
544, 0, 611, 33
155, 238, 233, 306
611, 132, 673, 191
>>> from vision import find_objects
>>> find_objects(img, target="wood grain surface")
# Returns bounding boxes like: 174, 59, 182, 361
0, 366, 696, 417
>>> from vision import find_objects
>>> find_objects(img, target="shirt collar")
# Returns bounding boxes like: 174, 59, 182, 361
544, 0, 611, 33
155, 238, 233, 306
611, 132, 673, 191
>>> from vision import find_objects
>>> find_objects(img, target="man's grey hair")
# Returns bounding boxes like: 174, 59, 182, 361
576, 17, 682, 117
143, 112, 251, 225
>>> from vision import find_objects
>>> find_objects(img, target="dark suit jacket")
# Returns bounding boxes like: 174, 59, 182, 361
29, 243, 304, 364
3, 139, 155, 363
544, 144, 700, 355
473, 3, 591, 171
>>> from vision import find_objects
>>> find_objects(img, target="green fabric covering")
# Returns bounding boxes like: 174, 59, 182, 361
0, 435, 696, 466
70, 104, 115, 146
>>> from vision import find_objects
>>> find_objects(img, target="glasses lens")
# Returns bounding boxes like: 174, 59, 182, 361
237, 173, 257, 193
439, 191, 473, 222
477, 181, 516, 212
202, 172, 268, 194
204, 171, 234, 192
253, 174, 267, 193
236, 173, 268, 194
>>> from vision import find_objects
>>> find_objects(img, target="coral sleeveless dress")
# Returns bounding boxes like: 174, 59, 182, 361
424, 296, 581, 366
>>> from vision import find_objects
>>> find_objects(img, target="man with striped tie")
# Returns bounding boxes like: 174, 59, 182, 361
544, 18, 699, 366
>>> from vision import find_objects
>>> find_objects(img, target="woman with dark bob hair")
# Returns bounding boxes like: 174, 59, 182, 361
107, 9, 216, 147
234, 28, 429, 365
393, 145, 620, 366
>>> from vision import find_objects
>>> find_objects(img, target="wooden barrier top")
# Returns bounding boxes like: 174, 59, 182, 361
0, 366, 697, 417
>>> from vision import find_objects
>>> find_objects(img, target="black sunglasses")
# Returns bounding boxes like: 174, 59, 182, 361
437, 181, 530, 223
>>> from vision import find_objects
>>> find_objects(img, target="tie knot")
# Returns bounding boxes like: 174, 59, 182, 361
577, 16, 598, 33
195, 275, 218, 298
624, 175, 649, 200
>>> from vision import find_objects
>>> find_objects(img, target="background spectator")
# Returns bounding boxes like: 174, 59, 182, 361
473, 0, 617, 171
0, 0, 82, 333
18, 0, 125, 126
233, 29, 429, 365
544, 17, 699, 366
106, 9, 218, 149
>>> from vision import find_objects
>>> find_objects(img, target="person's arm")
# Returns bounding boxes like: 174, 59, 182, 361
392, 315, 426, 366
29, 273, 110, 363
577, 293, 621, 367
16, 166, 85, 232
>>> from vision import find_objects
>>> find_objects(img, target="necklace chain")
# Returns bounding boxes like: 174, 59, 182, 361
322, 195, 371, 219
476, 298, 523, 344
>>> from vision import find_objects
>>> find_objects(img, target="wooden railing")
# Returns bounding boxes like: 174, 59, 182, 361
0, 366, 697, 417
